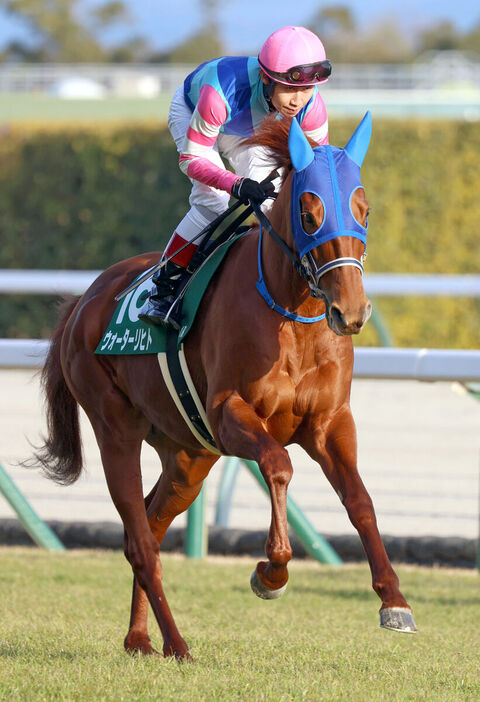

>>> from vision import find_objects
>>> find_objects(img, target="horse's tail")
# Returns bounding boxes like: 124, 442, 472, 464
31, 297, 84, 485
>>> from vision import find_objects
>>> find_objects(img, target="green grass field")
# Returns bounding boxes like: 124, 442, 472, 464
0, 94, 172, 123
0, 548, 479, 702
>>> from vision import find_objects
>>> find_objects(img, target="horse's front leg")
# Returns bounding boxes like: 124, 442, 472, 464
302, 406, 417, 633
217, 394, 293, 599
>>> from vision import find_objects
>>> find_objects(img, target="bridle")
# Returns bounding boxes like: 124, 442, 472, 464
252, 198, 366, 323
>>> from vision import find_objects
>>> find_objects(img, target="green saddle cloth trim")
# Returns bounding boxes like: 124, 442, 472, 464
95, 233, 244, 355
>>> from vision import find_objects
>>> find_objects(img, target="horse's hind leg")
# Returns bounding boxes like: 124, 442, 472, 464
124, 446, 218, 655
303, 407, 417, 633
123, 477, 160, 656
85, 395, 198, 659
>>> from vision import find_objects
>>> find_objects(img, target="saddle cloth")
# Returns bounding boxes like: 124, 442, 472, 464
95, 232, 247, 454
96, 232, 243, 356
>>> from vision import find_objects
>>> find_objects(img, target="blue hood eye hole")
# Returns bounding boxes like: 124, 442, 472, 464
299, 193, 324, 235
350, 186, 369, 229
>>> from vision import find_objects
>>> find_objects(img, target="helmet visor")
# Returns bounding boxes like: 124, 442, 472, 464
259, 59, 332, 85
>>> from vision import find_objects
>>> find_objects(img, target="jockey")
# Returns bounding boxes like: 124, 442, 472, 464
139, 25, 332, 328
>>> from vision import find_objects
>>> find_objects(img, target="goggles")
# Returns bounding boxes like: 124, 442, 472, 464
259, 59, 332, 85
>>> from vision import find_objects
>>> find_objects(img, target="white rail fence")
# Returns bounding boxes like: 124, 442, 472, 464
1, 270, 479, 297
1, 56, 479, 94
1, 270, 479, 380
1, 338, 479, 382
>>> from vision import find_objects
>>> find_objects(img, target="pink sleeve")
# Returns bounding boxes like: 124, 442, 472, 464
300, 92, 329, 145
180, 154, 239, 192
179, 84, 240, 193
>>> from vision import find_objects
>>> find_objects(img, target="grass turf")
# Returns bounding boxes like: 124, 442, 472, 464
0, 548, 479, 701
0, 94, 172, 123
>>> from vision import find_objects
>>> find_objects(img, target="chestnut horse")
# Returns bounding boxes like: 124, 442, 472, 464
34, 113, 416, 660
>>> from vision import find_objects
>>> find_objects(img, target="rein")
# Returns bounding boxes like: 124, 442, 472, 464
252, 201, 365, 324
253, 202, 325, 324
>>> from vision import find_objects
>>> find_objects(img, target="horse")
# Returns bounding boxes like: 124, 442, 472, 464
32, 112, 416, 661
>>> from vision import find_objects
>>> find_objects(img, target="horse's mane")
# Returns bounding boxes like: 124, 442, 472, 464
243, 115, 317, 182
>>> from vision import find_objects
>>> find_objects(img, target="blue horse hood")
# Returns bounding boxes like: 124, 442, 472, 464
290, 145, 368, 261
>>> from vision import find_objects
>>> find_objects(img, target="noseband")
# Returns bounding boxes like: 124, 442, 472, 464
302, 250, 366, 300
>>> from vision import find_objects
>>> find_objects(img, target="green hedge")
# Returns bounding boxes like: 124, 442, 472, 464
0, 120, 479, 347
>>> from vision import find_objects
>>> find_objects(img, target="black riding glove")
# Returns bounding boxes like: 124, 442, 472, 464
231, 177, 275, 204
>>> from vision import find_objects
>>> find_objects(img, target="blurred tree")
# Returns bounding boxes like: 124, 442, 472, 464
166, 28, 224, 63
310, 7, 411, 64
157, 0, 225, 64
310, 5, 355, 36
349, 20, 412, 63
309, 5, 479, 63
91, 0, 128, 29
459, 22, 480, 53
0, 37, 49, 62
0, 0, 149, 62
417, 21, 461, 52
109, 37, 151, 63
1, 0, 107, 61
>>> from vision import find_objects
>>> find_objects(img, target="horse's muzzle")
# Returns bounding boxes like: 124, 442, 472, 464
327, 299, 372, 336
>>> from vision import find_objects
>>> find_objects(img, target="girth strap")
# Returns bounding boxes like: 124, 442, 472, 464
163, 328, 220, 453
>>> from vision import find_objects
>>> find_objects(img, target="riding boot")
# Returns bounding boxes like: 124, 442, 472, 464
138, 260, 188, 330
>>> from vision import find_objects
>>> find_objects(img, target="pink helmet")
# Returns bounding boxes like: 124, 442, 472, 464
259, 26, 331, 86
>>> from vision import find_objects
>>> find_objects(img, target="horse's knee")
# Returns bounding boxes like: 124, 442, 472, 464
261, 446, 293, 486
125, 536, 160, 590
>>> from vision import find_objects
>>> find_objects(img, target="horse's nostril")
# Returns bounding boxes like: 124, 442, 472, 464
330, 305, 345, 329
365, 300, 373, 320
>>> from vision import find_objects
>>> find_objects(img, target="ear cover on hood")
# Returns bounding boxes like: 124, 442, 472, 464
288, 117, 314, 171
344, 111, 372, 167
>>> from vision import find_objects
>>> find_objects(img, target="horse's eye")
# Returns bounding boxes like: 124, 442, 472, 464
301, 211, 317, 234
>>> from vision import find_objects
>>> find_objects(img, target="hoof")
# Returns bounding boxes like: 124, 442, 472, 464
380, 607, 417, 634
250, 569, 288, 600
124, 633, 160, 656
163, 643, 193, 662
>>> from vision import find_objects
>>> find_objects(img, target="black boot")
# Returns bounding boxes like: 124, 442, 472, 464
138, 260, 187, 330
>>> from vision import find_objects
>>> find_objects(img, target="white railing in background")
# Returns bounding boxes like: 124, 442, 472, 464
0, 54, 479, 95
1, 270, 479, 297
1, 270, 479, 380
0, 63, 195, 96
0, 269, 103, 294
1, 338, 479, 382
